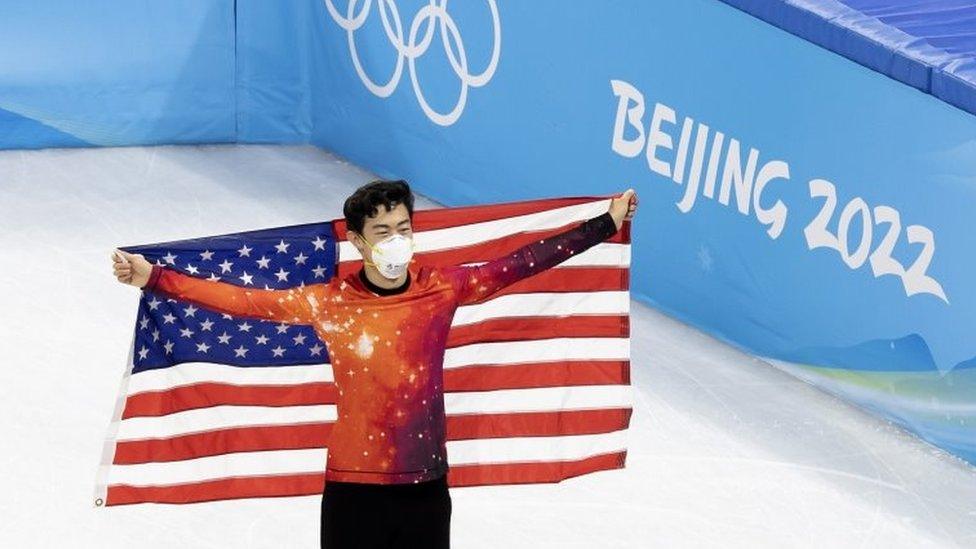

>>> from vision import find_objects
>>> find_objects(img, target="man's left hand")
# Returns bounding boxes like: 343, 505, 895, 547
609, 188, 638, 231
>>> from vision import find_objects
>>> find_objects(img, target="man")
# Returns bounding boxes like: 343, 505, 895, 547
112, 179, 638, 548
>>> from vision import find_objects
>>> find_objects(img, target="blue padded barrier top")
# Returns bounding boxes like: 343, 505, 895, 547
720, 0, 976, 117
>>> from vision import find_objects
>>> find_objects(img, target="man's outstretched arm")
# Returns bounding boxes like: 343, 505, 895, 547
445, 211, 617, 306
143, 264, 321, 324
445, 191, 636, 306
113, 249, 322, 325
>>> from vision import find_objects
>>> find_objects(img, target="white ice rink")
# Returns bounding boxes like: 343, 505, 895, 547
2, 144, 976, 548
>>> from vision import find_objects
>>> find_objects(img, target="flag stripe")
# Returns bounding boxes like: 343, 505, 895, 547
117, 385, 633, 441
105, 450, 628, 506
336, 198, 613, 259
447, 450, 628, 487
123, 359, 630, 419
444, 337, 630, 368
337, 196, 609, 235
107, 428, 628, 487
113, 408, 632, 465
447, 315, 629, 347
126, 335, 627, 399
453, 291, 628, 326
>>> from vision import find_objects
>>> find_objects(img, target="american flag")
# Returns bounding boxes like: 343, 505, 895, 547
95, 195, 632, 506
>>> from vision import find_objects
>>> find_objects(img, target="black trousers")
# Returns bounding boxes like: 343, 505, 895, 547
320, 474, 451, 549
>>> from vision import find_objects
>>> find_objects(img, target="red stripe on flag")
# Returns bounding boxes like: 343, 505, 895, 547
447, 408, 633, 440
105, 449, 627, 506
444, 360, 630, 392
332, 196, 611, 239
113, 408, 631, 465
122, 356, 628, 418
414, 224, 627, 267
122, 382, 336, 419
106, 472, 326, 506
463, 267, 628, 296
113, 423, 333, 465
447, 316, 629, 348
445, 450, 629, 487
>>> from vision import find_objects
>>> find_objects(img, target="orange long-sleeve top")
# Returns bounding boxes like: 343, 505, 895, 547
142, 211, 618, 485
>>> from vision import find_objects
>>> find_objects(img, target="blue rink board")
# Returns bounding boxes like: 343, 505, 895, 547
721, 0, 976, 117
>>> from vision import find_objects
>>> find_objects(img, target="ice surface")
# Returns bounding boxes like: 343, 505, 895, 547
1, 144, 975, 548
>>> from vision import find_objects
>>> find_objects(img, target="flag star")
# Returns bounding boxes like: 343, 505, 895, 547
185, 263, 200, 275
154, 259, 166, 266
139, 315, 150, 330
183, 304, 198, 318
237, 321, 253, 332
264, 284, 273, 290
255, 334, 269, 345
147, 297, 161, 311
179, 327, 195, 338
292, 333, 307, 345
219, 259, 234, 273
276, 323, 289, 334
162, 313, 177, 324
207, 273, 221, 282
222, 313, 233, 320
312, 265, 327, 278
309, 343, 323, 356
256, 256, 271, 269
233, 345, 249, 357
137, 345, 149, 360
271, 346, 286, 357
200, 318, 215, 331
274, 267, 290, 282
238, 244, 253, 257
163, 340, 174, 354
217, 332, 232, 344
200, 250, 214, 261
312, 236, 328, 251
275, 239, 290, 253
162, 252, 177, 265
151, 329, 160, 342
166, 298, 177, 303
294, 252, 308, 265
196, 341, 211, 353
239, 271, 254, 285
298, 280, 306, 289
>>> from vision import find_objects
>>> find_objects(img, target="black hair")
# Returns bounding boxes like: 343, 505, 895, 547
343, 179, 415, 235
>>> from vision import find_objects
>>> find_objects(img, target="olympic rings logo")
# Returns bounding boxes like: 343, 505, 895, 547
323, 0, 501, 126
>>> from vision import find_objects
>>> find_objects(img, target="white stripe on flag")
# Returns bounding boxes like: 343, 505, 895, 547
116, 384, 632, 441
456, 243, 630, 268
107, 447, 328, 487
337, 198, 612, 260
444, 384, 634, 416
452, 291, 629, 326
444, 337, 630, 368
124, 335, 628, 395
127, 362, 333, 395
447, 427, 629, 465
116, 404, 336, 442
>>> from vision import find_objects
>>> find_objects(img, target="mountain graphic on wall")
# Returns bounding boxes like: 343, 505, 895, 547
787, 333, 976, 373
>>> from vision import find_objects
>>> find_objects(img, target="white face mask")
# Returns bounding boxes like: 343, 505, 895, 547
361, 232, 415, 279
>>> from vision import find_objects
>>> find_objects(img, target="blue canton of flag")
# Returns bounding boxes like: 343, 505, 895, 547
121, 223, 338, 373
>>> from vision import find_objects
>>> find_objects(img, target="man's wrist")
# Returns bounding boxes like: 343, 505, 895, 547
593, 210, 618, 237
143, 264, 163, 290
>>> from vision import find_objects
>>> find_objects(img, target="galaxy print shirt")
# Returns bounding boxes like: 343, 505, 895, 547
143, 211, 618, 484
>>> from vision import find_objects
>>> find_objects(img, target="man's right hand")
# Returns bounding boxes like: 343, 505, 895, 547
113, 249, 153, 288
